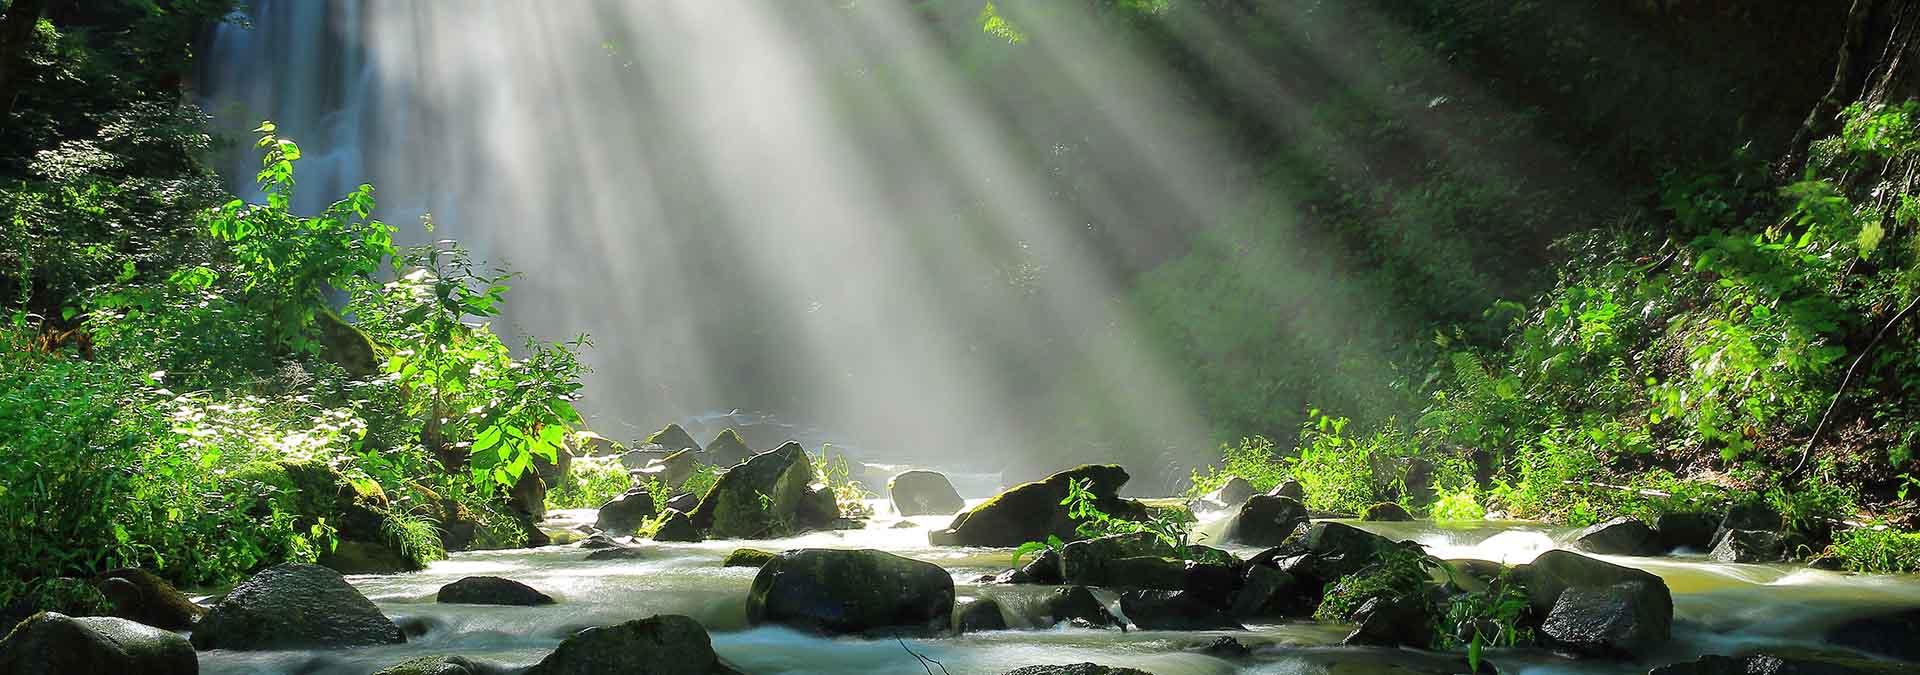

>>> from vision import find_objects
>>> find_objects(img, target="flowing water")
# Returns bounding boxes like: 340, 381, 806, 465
192, 499, 1920, 675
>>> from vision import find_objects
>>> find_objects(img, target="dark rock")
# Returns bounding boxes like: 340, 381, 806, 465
578, 533, 623, 550
1515, 550, 1671, 625
891, 520, 920, 529
524, 615, 739, 675
652, 509, 703, 542
1267, 479, 1305, 501
94, 568, 203, 630
1021, 548, 1064, 585
437, 577, 554, 606
596, 488, 658, 535
1653, 512, 1721, 552
1711, 529, 1786, 563
746, 549, 954, 636
645, 424, 703, 453
1231, 564, 1296, 618
1184, 545, 1238, 567
795, 486, 839, 530
1343, 595, 1433, 647
1044, 586, 1120, 628
1403, 458, 1436, 508
0, 612, 196, 675
1004, 665, 1150, 675
1361, 502, 1414, 522
1205, 476, 1258, 507
1061, 532, 1170, 583
1713, 502, 1783, 550
534, 447, 574, 495
688, 442, 813, 539
319, 539, 420, 575
1298, 522, 1403, 583
1096, 556, 1188, 590
1572, 517, 1660, 556
509, 471, 548, 521
1195, 635, 1249, 659
1822, 607, 1920, 662
928, 465, 1146, 547
723, 548, 776, 568
586, 547, 647, 561
1441, 559, 1507, 592
889, 470, 966, 516
1540, 582, 1670, 655
1648, 652, 1911, 675
664, 492, 700, 513
191, 563, 404, 650
957, 598, 1008, 632
704, 429, 754, 467
374, 655, 513, 675
1118, 589, 1242, 630
1228, 495, 1310, 546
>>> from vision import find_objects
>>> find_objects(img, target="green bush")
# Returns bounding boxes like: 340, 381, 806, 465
548, 454, 631, 510
1823, 527, 1920, 573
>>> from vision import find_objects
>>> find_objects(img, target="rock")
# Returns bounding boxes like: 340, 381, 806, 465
723, 548, 777, 568
746, 549, 954, 636
1822, 607, 1920, 662
1540, 582, 1673, 655
1268, 479, 1305, 501
1195, 635, 1249, 658
586, 547, 647, 561
1649, 652, 1912, 675
1441, 559, 1506, 593
890, 520, 920, 529
0, 612, 196, 675
534, 447, 574, 494
1653, 512, 1720, 551
1021, 548, 1064, 584
1005, 665, 1151, 675
94, 568, 203, 630
645, 424, 703, 452
1712, 502, 1783, 549
1711, 529, 1786, 563
1205, 476, 1258, 507
595, 488, 658, 535
1572, 517, 1660, 556
190, 563, 405, 650
889, 470, 966, 516
524, 615, 738, 675
704, 429, 754, 467
1231, 564, 1296, 618
1119, 589, 1241, 630
957, 598, 1008, 632
642, 450, 699, 489
1061, 532, 1171, 583
664, 492, 701, 513
688, 441, 813, 538
1403, 458, 1436, 508
374, 655, 511, 675
1298, 522, 1403, 582
578, 533, 623, 550
652, 509, 704, 542
1227, 495, 1310, 546
1185, 545, 1238, 567
437, 577, 555, 606
1343, 595, 1433, 647
1516, 551, 1671, 626
929, 464, 1146, 547
1045, 586, 1121, 628
1361, 502, 1414, 522
319, 539, 419, 575
619, 446, 672, 472
795, 486, 839, 530
510, 471, 548, 521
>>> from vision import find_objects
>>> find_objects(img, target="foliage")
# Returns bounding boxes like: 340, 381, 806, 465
678, 462, 725, 503
1012, 534, 1065, 569
1186, 435, 1286, 498
1314, 545, 1437, 625
1822, 527, 1920, 573
811, 447, 874, 518
1439, 571, 1535, 664
1061, 477, 1192, 556
548, 454, 631, 510
1429, 486, 1486, 522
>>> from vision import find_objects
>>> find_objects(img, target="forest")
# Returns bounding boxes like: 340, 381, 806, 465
3, 1, 1919, 674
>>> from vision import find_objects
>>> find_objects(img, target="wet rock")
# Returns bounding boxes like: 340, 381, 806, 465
524, 614, 739, 675
664, 492, 700, 513
795, 486, 840, 530
1653, 512, 1720, 552
890, 520, 920, 529
1710, 529, 1786, 563
1227, 495, 1310, 546
1648, 652, 1911, 675
1205, 476, 1258, 507
1021, 548, 1065, 585
374, 654, 513, 675
704, 429, 754, 467
645, 423, 703, 452
1343, 595, 1433, 647
1541, 582, 1669, 655
436, 577, 555, 606
94, 568, 203, 630
1572, 517, 1660, 556
191, 563, 404, 650
1061, 532, 1170, 583
586, 547, 647, 561
1712, 502, 1783, 549
1515, 550, 1669, 619
1267, 479, 1305, 501
534, 447, 574, 495
319, 539, 420, 575
957, 598, 1008, 632
578, 533, 623, 550
1004, 665, 1150, 675
746, 549, 954, 636
652, 509, 703, 542
928, 465, 1146, 547
1195, 635, 1249, 659
1119, 589, 1241, 630
889, 470, 966, 516
509, 471, 548, 521
1045, 586, 1121, 628
1231, 564, 1297, 618
723, 548, 776, 568
1299, 522, 1404, 582
1185, 545, 1238, 567
0, 612, 195, 675
595, 488, 658, 535
688, 442, 813, 539
1361, 502, 1414, 522
1403, 458, 1436, 508
1822, 607, 1920, 662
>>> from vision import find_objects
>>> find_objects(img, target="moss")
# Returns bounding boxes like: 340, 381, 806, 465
645, 424, 701, 452
722, 548, 777, 568
929, 464, 1137, 547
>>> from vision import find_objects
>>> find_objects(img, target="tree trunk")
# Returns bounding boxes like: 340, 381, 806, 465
0, 0, 49, 118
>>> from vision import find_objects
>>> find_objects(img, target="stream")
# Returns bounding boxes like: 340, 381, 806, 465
193, 499, 1920, 675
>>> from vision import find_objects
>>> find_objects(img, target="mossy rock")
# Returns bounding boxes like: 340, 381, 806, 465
723, 548, 777, 568
95, 569, 204, 630
652, 510, 704, 543
0, 612, 197, 675
688, 442, 813, 539
1060, 532, 1171, 584
705, 429, 754, 467
524, 615, 739, 675
317, 307, 382, 378
372, 655, 506, 675
746, 549, 954, 636
1361, 502, 1414, 522
646, 424, 702, 453
318, 540, 423, 575
928, 465, 1145, 547
234, 459, 389, 542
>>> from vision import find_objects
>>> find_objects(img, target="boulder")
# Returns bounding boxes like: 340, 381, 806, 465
94, 568, 203, 630
1005, 665, 1151, 675
374, 655, 511, 675
957, 598, 1008, 632
1710, 529, 1786, 563
645, 424, 703, 453
1044, 586, 1120, 628
1268, 479, 1306, 501
1572, 517, 1660, 556
534, 447, 574, 494
1296, 522, 1403, 583
889, 470, 966, 516
1822, 607, 1920, 662
688, 442, 813, 539
1653, 512, 1720, 552
1403, 458, 1436, 508
1061, 532, 1171, 584
190, 563, 405, 650
509, 471, 548, 521
704, 429, 755, 467
1712, 502, 1783, 549
619, 446, 672, 472
746, 549, 954, 636
1227, 495, 1310, 546
1205, 477, 1258, 507
1343, 595, 1433, 647
795, 486, 839, 530
319, 539, 419, 575
437, 577, 555, 606
586, 547, 648, 561
1649, 652, 1911, 675
525, 615, 738, 675
664, 492, 701, 513
0, 612, 196, 675
723, 548, 777, 568
1231, 565, 1297, 618
1195, 635, 1250, 658
642, 450, 698, 489
595, 488, 658, 535
578, 533, 623, 550
1361, 502, 1414, 522
1020, 548, 1065, 585
1515, 551, 1670, 654
652, 510, 704, 542
928, 465, 1146, 547
1118, 589, 1241, 630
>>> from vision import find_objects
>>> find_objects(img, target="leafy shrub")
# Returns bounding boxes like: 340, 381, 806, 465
1314, 545, 1437, 625
811, 447, 874, 518
548, 454, 632, 510
1823, 527, 1920, 573
1187, 435, 1288, 498
1430, 486, 1487, 522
